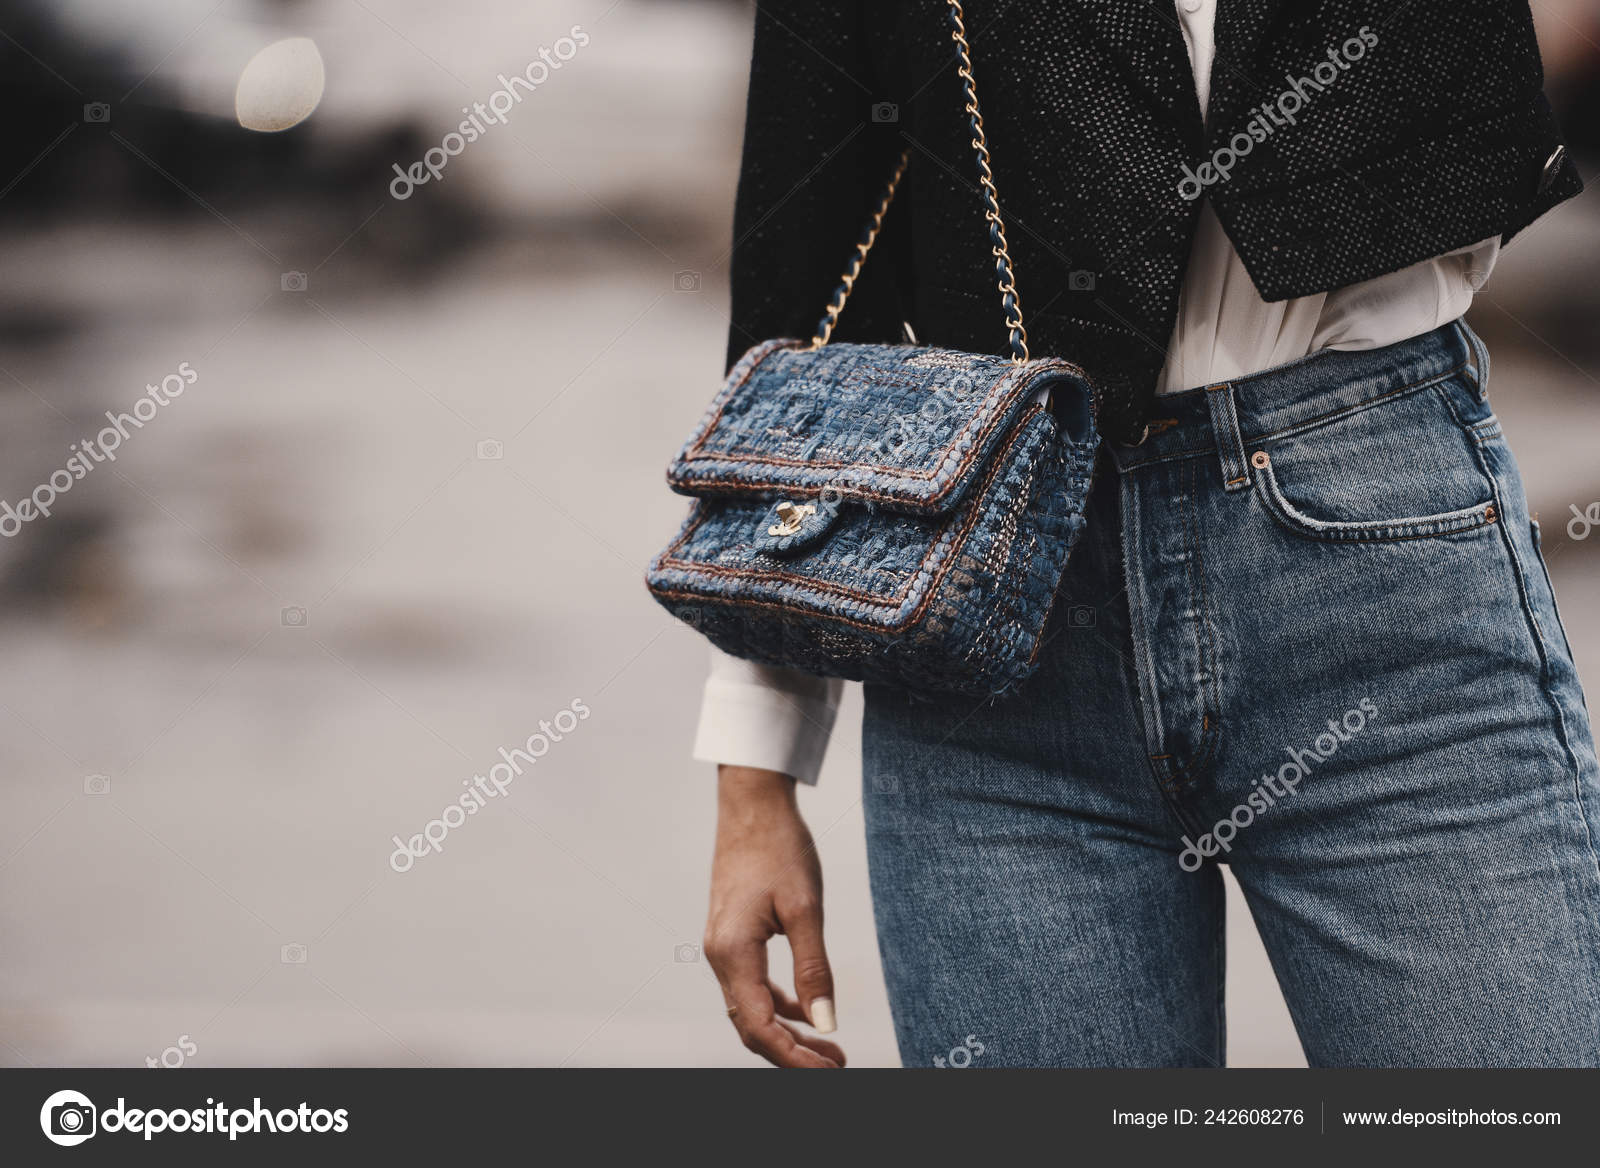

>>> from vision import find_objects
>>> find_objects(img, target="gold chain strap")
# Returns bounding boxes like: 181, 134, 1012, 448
809, 0, 1029, 363
948, 0, 1028, 362
810, 147, 911, 348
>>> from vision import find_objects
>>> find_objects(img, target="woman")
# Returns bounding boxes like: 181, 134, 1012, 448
695, 0, 1599, 1067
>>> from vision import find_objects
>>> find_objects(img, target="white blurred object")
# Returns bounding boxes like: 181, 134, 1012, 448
235, 37, 325, 132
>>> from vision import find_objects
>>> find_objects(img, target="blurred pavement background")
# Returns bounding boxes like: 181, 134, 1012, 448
0, 0, 1596, 1068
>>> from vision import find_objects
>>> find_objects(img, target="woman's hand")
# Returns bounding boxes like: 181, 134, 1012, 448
704, 765, 845, 1068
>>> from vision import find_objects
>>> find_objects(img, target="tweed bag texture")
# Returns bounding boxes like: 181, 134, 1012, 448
646, 339, 1098, 695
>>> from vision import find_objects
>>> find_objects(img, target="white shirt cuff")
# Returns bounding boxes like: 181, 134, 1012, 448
691, 649, 842, 785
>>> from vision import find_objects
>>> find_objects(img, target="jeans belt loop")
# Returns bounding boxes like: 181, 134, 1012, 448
1205, 382, 1251, 493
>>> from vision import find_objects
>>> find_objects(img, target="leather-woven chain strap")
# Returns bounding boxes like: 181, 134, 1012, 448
810, 0, 1029, 364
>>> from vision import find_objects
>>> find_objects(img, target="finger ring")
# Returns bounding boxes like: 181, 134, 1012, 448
726, 1006, 739, 1018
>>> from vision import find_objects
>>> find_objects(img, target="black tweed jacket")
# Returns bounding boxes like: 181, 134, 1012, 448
724, 0, 1582, 443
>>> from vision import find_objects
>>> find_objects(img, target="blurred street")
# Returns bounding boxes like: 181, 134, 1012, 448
0, 0, 1596, 1068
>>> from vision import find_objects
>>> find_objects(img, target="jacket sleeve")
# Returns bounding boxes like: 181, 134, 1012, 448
724, 0, 908, 371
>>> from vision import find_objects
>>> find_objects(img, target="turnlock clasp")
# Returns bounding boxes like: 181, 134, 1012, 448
767, 501, 817, 537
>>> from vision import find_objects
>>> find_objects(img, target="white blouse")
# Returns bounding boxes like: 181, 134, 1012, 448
692, 0, 1499, 782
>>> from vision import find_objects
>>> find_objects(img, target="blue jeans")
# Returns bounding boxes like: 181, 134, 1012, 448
862, 320, 1600, 1067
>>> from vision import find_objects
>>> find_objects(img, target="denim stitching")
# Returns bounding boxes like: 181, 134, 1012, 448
1116, 359, 1471, 472
1164, 458, 1222, 792
1206, 382, 1250, 492
1465, 436, 1600, 891
1530, 532, 1600, 890
1118, 471, 1174, 784
1253, 458, 1494, 544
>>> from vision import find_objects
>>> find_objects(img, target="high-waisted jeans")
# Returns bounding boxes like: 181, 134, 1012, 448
862, 320, 1600, 1067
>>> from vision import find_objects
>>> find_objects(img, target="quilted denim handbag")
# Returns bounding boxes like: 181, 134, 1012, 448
646, 0, 1100, 697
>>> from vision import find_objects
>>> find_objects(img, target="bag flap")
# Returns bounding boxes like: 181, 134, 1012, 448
666, 339, 1096, 515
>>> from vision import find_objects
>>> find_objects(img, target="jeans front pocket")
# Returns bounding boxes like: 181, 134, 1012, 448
1248, 375, 1500, 544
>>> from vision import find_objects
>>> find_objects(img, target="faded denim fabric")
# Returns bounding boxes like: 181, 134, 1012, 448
647, 339, 1098, 696
863, 320, 1600, 1067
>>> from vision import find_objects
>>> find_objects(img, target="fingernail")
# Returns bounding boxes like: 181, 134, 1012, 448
810, 997, 836, 1034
